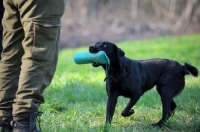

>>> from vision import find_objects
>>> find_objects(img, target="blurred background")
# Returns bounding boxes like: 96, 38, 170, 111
60, 0, 200, 48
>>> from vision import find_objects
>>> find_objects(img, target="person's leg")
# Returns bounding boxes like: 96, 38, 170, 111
0, 2, 11, 132
10, 0, 65, 131
0, 0, 4, 60
0, 0, 24, 131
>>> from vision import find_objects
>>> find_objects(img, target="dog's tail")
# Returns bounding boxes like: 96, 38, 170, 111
183, 63, 198, 77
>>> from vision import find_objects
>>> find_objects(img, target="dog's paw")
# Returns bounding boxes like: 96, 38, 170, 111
121, 109, 134, 117
152, 121, 164, 128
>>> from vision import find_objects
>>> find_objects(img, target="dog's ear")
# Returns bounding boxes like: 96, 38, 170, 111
117, 48, 125, 57
113, 45, 125, 60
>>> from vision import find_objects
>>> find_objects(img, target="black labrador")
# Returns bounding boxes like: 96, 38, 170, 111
89, 42, 198, 127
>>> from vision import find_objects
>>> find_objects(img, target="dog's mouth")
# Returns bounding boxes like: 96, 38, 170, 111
92, 62, 101, 67
89, 45, 102, 67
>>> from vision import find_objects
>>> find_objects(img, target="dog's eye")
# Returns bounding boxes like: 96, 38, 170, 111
103, 45, 107, 48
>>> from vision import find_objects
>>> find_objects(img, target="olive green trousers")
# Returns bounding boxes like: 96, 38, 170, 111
0, 0, 65, 117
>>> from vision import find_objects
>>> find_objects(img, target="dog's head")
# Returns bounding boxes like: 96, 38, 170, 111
89, 42, 125, 67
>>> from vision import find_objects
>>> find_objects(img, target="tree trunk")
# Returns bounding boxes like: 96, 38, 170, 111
131, 0, 138, 19
168, 0, 177, 19
174, 0, 198, 30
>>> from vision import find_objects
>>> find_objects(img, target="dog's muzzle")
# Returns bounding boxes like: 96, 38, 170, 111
89, 46, 102, 67
89, 45, 100, 53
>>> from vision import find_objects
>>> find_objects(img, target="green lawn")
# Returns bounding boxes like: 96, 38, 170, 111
39, 34, 200, 132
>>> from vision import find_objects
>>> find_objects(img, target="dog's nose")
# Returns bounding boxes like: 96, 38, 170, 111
89, 45, 95, 49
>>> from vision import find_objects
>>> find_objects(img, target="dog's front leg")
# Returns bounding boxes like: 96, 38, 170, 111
106, 92, 118, 124
121, 95, 141, 117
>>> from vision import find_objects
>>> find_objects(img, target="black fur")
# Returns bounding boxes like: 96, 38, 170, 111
89, 42, 199, 127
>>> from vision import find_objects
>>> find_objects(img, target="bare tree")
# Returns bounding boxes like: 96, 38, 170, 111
131, 0, 138, 19
174, 0, 199, 30
168, 0, 177, 20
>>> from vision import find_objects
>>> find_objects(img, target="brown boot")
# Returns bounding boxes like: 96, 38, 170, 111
11, 112, 42, 132
0, 116, 13, 132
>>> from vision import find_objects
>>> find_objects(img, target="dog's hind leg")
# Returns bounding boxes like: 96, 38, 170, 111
162, 99, 176, 124
121, 95, 141, 117
153, 88, 173, 127
169, 99, 176, 117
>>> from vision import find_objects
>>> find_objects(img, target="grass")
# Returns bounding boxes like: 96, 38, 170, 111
39, 34, 200, 132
